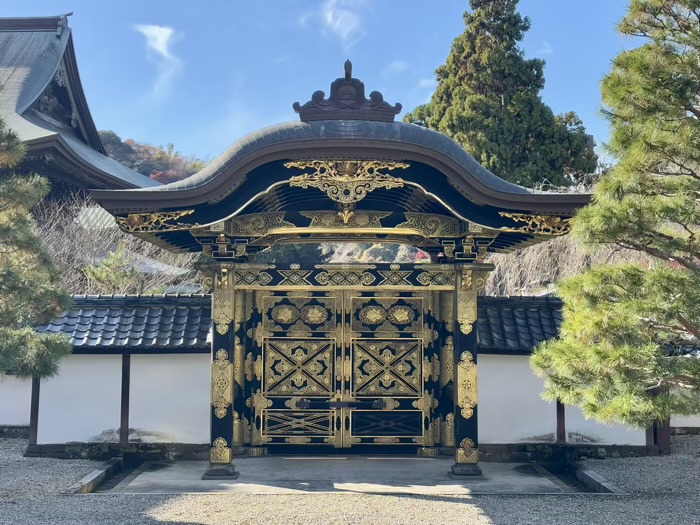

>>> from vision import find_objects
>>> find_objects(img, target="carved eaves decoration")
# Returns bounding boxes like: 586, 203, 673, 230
116, 210, 196, 233
499, 212, 572, 236
285, 159, 409, 204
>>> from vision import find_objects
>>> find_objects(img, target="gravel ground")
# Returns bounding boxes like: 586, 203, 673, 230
0, 436, 698, 525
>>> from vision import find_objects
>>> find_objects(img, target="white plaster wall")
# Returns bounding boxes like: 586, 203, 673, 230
565, 406, 646, 445
129, 354, 210, 443
0, 375, 31, 425
478, 354, 557, 443
671, 414, 700, 428
38, 355, 121, 443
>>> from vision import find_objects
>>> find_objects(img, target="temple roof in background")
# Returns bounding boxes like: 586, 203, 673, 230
0, 15, 157, 189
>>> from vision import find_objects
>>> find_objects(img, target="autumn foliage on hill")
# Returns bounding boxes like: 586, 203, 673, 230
99, 130, 205, 184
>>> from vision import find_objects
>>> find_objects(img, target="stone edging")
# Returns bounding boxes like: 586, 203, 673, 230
569, 462, 626, 494
62, 458, 123, 494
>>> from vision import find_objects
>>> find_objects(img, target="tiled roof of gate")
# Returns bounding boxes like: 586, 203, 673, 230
34, 295, 211, 351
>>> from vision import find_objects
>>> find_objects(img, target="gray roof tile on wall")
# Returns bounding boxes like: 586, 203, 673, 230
33, 294, 700, 357
36, 294, 566, 354
35, 295, 211, 351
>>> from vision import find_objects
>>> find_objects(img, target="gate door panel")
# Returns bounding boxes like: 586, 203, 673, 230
255, 289, 437, 447
258, 292, 341, 446
345, 292, 428, 445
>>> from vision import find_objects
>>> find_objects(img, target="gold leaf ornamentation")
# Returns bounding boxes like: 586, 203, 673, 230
226, 212, 295, 237
301, 210, 391, 228
457, 288, 477, 335
233, 411, 244, 446
373, 437, 400, 444
210, 437, 231, 464
213, 310, 232, 335
456, 438, 479, 464
440, 336, 455, 387
116, 209, 195, 233
499, 212, 572, 236
457, 351, 477, 419
212, 349, 233, 419
285, 159, 409, 204
396, 213, 461, 237
442, 413, 455, 447
285, 436, 312, 444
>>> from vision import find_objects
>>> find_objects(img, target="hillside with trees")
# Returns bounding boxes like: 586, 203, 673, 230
99, 130, 205, 184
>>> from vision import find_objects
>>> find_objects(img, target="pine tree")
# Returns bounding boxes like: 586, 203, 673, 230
0, 117, 72, 378
531, 0, 700, 426
84, 241, 144, 294
405, 0, 597, 187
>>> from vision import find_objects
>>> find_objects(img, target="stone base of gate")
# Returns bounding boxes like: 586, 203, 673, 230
449, 463, 483, 477
201, 463, 239, 480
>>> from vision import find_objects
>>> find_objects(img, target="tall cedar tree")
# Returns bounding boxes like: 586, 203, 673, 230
531, 0, 700, 426
0, 117, 72, 378
405, 0, 597, 187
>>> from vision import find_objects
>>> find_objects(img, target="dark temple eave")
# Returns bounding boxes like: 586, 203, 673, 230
91, 120, 591, 215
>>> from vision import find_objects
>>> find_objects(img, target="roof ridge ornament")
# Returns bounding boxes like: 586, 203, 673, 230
293, 60, 402, 123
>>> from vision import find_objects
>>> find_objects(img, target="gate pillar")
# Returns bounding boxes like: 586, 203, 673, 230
203, 267, 239, 479
450, 267, 489, 477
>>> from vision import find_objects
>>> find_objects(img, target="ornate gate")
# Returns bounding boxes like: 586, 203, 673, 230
249, 289, 440, 447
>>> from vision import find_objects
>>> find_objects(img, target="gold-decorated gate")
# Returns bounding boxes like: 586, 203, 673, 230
210, 263, 488, 474
249, 289, 440, 447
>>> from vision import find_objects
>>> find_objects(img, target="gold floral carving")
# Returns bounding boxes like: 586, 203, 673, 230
498, 212, 572, 236
116, 209, 195, 233
210, 437, 231, 464
457, 351, 477, 419
412, 390, 438, 412
300, 211, 391, 228
442, 413, 455, 447
285, 159, 409, 204
373, 437, 400, 444
226, 212, 295, 237
232, 411, 244, 446
212, 350, 233, 419
457, 269, 488, 335
234, 337, 245, 387
456, 438, 479, 464
395, 213, 461, 237
285, 436, 312, 444
212, 277, 234, 335
431, 354, 441, 382
250, 390, 272, 411
457, 288, 477, 335
440, 336, 455, 387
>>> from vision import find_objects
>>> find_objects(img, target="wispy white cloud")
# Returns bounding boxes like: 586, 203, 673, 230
133, 24, 182, 98
538, 40, 554, 56
299, 0, 368, 49
382, 60, 409, 78
417, 78, 437, 89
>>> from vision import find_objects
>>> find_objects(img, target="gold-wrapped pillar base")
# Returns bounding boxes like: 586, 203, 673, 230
202, 437, 239, 480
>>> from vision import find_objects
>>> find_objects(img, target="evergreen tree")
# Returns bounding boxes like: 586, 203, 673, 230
531, 1, 700, 426
0, 117, 72, 378
85, 241, 144, 294
405, 0, 597, 187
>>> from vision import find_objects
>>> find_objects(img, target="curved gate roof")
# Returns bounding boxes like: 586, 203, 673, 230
91, 61, 590, 261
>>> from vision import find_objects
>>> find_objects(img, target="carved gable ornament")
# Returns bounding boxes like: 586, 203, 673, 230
293, 60, 401, 122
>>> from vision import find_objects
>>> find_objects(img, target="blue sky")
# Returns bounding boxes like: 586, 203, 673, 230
6, 1, 632, 163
